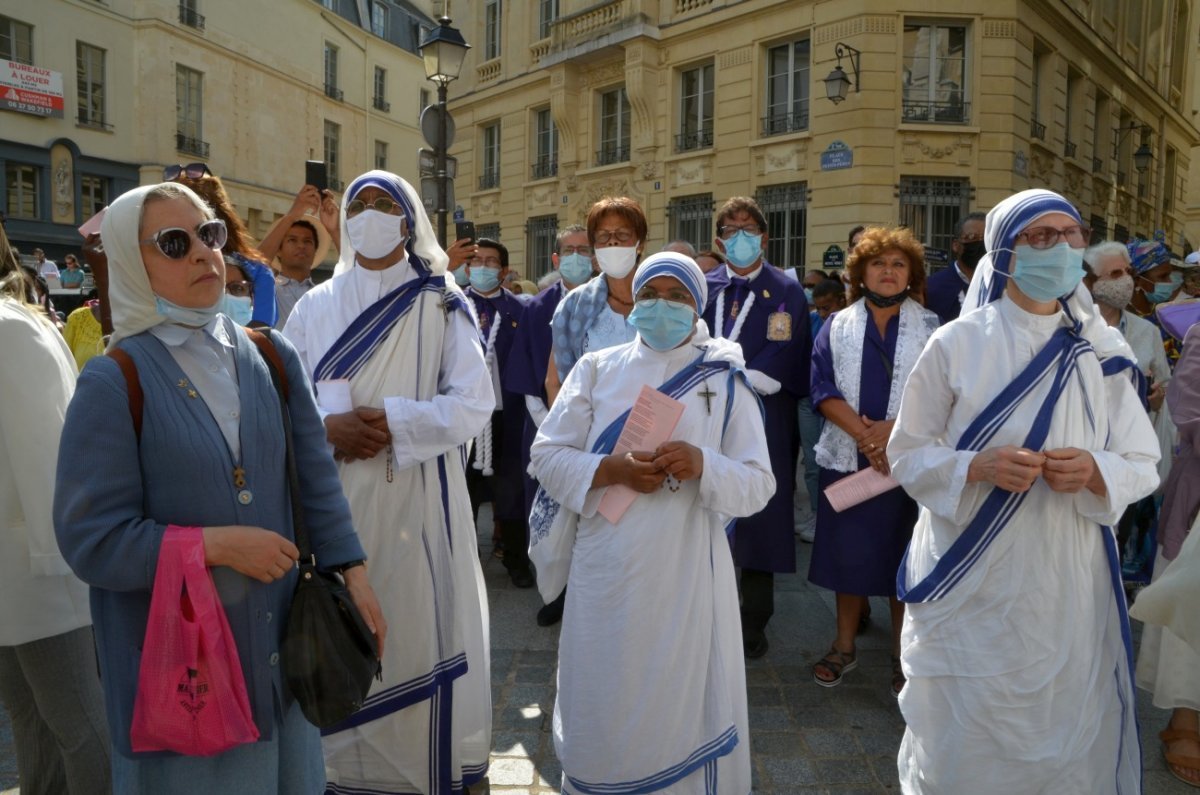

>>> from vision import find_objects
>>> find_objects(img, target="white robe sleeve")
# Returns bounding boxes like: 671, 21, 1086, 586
696, 377, 775, 517
525, 394, 550, 428
281, 293, 331, 423
888, 335, 985, 526
383, 306, 495, 469
529, 355, 606, 517
1073, 372, 1161, 524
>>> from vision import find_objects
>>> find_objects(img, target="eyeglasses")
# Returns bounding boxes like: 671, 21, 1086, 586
635, 287, 694, 304
225, 280, 253, 297
346, 197, 400, 218
163, 163, 212, 181
718, 224, 763, 239
560, 245, 594, 256
593, 229, 637, 245
472, 257, 503, 268
1017, 225, 1091, 250
140, 219, 228, 260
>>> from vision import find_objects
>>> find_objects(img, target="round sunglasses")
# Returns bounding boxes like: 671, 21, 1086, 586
163, 162, 213, 181
140, 219, 228, 260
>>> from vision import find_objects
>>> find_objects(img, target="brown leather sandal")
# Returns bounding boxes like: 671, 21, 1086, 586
812, 645, 857, 688
1161, 727, 1200, 788
891, 655, 906, 698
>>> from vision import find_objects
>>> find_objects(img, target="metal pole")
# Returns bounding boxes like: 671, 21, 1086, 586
436, 82, 449, 248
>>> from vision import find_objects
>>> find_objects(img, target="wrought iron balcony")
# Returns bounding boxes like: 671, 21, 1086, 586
901, 100, 969, 124
1030, 119, 1046, 140
373, 96, 390, 112
595, 145, 630, 166
675, 127, 713, 152
175, 132, 210, 158
479, 170, 501, 190
77, 108, 112, 130
1092, 157, 1103, 174
1064, 141, 1076, 158
760, 110, 807, 137
324, 84, 344, 102
531, 158, 558, 180
179, 4, 205, 30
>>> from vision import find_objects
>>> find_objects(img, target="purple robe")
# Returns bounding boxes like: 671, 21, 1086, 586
806, 311, 917, 595
502, 282, 565, 518
1160, 323, 1200, 559
701, 265, 810, 573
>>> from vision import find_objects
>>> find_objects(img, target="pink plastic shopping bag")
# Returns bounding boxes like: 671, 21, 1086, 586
130, 525, 260, 755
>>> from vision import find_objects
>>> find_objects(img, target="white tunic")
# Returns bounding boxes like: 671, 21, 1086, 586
284, 261, 494, 794
530, 327, 774, 795
888, 296, 1160, 795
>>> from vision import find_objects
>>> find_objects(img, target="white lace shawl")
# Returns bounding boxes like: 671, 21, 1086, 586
814, 298, 940, 473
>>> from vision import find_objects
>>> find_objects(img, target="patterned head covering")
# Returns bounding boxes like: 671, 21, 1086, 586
632, 251, 708, 309
1127, 232, 1171, 275
334, 170, 448, 276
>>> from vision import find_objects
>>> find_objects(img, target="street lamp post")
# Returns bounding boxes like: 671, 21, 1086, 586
419, 15, 470, 248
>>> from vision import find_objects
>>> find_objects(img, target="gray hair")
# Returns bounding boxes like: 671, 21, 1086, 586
662, 240, 698, 258
953, 211, 987, 239
1083, 240, 1131, 273
555, 224, 587, 254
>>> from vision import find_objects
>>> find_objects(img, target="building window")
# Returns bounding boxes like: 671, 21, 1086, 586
756, 182, 808, 270
1116, 108, 1133, 187
763, 39, 809, 136
902, 22, 968, 124
324, 120, 341, 190
597, 86, 631, 166
179, 0, 205, 30
373, 66, 389, 112
1089, 213, 1108, 242
80, 174, 108, 220
678, 63, 714, 152
1164, 146, 1178, 212
419, 88, 430, 117
76, 42, 108, 129
374, 140, 388, 171
1064, 69, 1080, 158
324, 43, 342, 100
371, 1, 388, 37
484, 0, 501, 60
480, 123, 501, 190
1091, 91, 1109, 174
5, 163, 39, 219
533, 107, 558, 179
1030, 46, 1045, 140
1169, 0, 1188, 96
1113, 223, 1129, 243
175, 65, 208, 157
898, 177, 971, 253
526, 214, 559, 280
477, 223, 501, 242
667, 194, 713, 254
0, 15, 33, 65
538, 0, 558, 39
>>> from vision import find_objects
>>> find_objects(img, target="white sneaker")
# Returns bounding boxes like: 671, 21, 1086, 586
795, 514, 816, 542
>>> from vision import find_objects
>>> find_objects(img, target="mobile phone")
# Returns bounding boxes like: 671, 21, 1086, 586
455, 220, 476, 243
305, 160, 328, 193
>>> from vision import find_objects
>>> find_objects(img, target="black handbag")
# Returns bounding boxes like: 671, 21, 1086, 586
250, 330, 383, 729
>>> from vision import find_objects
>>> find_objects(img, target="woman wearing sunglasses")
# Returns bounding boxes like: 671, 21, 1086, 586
53, 182, 385, 794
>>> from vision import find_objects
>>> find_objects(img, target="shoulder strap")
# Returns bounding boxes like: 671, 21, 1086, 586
106, 348, 143, 441
243, 327, 289, 401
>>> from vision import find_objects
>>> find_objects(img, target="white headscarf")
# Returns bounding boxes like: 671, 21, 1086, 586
962, 188, 1133, 360
334, 170, 448, 277
101, 181, 214, 348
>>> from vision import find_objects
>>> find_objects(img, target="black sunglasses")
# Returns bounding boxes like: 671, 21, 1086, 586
163, 162, 213, 181
140, 219, 228, 260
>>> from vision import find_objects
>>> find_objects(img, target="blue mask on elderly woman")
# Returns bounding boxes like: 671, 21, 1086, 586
1143, 271, 1184, 304
628, 298, 696, 351
1010, 242, 1085, 303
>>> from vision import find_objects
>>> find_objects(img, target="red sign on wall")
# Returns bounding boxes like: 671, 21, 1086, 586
1, 61, 64, 119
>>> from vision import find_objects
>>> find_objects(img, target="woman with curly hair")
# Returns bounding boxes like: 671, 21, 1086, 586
808, 226, 938, 696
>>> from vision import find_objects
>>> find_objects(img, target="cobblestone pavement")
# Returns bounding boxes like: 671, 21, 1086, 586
0, 515, 1189, 794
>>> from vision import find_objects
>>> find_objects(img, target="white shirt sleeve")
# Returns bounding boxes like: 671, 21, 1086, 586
525, 394, 550, 428
529, 355, 606, 516
383, 305, 495, 469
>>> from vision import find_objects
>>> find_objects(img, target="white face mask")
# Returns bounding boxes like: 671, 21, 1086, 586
346, 211, 406, 259
595, 244, 639, 279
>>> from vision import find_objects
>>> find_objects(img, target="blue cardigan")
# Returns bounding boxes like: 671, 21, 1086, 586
54, 321, 364, 758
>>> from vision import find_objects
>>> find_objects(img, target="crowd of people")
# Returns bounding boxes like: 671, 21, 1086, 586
0, 164, 1198, 795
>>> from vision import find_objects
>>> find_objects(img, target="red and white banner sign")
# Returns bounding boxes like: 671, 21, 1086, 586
1, 61, 64, 119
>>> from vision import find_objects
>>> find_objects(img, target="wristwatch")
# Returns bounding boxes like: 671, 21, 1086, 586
335, 559, 366, 574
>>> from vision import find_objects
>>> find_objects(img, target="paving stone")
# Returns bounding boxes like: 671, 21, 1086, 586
748, 685, 785, 706
513, 664, 555, 685
486, 756, 537, 786
752, 732, 805, 756
802, 729, 859, 757
762, 756, 819, 787
750, 706, 794, 731
491, 729, 542, 757
812, 757, 875, 785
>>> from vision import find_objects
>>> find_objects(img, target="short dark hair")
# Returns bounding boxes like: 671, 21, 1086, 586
812, 278, 844, 301
953, 211, 987, 239
586, 197, 648, 246
288, 219, 319, 245
715, 197, 767, 236
848, 225, 866, 249
806, 269, 830, 281
475, 237, 509, 270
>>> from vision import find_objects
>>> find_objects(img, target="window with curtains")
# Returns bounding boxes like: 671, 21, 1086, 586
533, 107, 558, 179
763, 38, 809, 136
677, 63, 714, 151
597, 87, 631, 165
76, 42, 108, 128
902, 22, 969, 123
0, 15, 33, 64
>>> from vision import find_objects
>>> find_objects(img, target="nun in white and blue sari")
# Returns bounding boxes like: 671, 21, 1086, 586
529, 253, 774, 794
888, 189, 1160, 793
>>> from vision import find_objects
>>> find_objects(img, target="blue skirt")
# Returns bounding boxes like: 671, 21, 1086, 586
807, 465, 917, 596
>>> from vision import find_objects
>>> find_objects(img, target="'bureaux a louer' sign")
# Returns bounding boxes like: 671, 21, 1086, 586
1, 61, 64, 119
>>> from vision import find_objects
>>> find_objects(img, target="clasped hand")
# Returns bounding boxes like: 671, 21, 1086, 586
597, 441, 705, 494
968, 445, 1101, 495
854, 416, 894, 475
325, 407, 391, 462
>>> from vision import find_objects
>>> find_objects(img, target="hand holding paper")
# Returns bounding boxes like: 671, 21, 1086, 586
824, 467, 901, 513
597, 386, 686, 524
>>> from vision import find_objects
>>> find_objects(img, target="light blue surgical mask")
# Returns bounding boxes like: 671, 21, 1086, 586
469, 266, 501, 294
723, 230, 763, 269
628, 298, 696, 351
452, 267, 470, 286
803, 287, 814, 304
220, 294, 254, 326
1143, 271, 1184, 304
558, 253, 594, 287
1010, 242, 1085, 303
154, 294, 222, 327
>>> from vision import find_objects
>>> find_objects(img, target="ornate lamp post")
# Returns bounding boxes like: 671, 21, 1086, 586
419, 15, 470, 246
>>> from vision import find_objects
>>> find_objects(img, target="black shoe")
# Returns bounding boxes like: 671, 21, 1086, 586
743, 630, 769, 659
537, 591, 566, 626
510, 568, 535, 589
